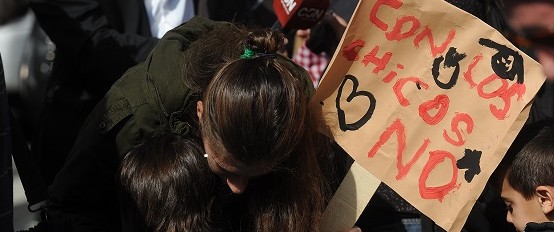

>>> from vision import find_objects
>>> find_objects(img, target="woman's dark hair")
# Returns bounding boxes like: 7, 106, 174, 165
181, 23, 247, 95
506, 121, 554, 200
199, 28, 328, 231
179, 22, 248, 139
119, 132, 214, 232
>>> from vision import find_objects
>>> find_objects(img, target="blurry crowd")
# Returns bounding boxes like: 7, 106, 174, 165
0, 0, 554, 232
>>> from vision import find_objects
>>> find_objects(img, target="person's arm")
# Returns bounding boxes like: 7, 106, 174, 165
28, 0, 158, 88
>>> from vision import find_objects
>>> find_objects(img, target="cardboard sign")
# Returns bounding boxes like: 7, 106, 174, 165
313, 0, 546, 231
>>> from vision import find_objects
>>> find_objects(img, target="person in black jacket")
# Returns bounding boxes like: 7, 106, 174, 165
27, 0, 197, 185
0, 53, 14, 232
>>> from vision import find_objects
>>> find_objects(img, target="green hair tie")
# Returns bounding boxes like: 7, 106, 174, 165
240, 47, 256, 59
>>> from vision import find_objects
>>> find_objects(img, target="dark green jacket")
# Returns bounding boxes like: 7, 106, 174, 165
46, 17, 232, 232
45, 15, 320, 231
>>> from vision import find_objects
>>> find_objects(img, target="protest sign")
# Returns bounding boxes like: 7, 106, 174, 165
314, 0, 546, 231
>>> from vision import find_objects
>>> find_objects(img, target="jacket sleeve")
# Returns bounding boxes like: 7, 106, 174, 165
27, 0, 159, 90
45, 90, 131, 232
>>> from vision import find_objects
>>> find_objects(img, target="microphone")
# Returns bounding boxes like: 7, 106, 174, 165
272, 0, 330, 32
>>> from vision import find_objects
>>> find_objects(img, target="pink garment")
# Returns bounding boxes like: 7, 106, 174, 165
292, 43, 330, 88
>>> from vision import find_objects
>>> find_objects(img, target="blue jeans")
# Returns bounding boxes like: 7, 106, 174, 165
402, 218, 422, 232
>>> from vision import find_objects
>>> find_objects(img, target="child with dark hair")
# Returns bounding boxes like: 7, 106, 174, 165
119, 132, 214, 232
500, 121, 554, 232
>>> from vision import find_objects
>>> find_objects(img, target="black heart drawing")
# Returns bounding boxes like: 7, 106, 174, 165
336, 74, 377, 131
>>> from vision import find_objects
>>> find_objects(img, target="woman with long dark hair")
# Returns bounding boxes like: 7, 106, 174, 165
38, 17, 341, 232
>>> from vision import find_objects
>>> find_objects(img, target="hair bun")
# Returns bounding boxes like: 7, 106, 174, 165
246, 29, 286, 54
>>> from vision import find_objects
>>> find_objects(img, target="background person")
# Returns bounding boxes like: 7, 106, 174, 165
27, 0, 196, 186
0, 53, 14, 232
494, 120, 554, 232
503, 0, 554, 123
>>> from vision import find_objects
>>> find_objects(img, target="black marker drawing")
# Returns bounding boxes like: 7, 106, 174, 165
479, 38, 524, 84
432, 47, 467, 89
336, 74, 376, 131
456, 149, 482, 183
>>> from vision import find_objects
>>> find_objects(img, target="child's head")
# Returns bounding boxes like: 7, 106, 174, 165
119, 132, 214, 232
501, 121, 554, 231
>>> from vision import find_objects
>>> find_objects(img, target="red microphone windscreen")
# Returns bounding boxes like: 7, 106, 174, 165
273, 0, 330, 30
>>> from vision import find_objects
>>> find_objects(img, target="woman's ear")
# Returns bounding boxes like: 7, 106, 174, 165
197, 101, 203, 121
536, 186, 554, 215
